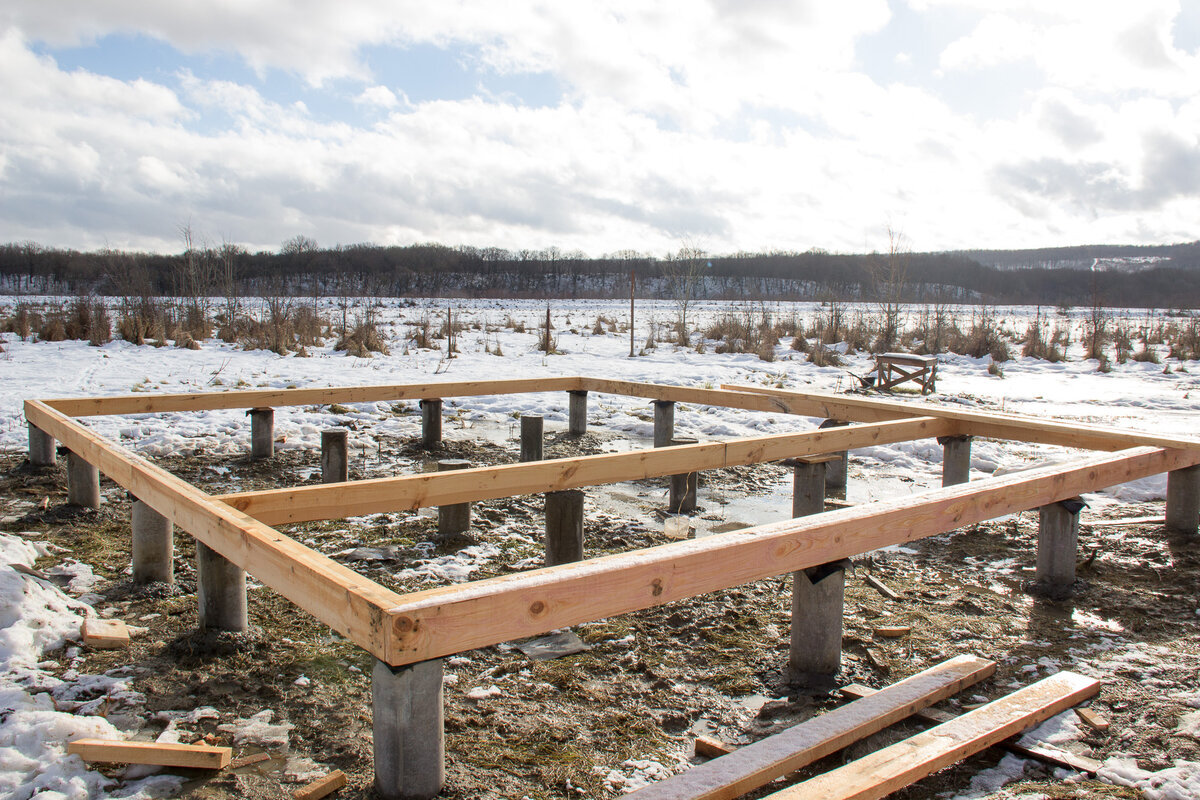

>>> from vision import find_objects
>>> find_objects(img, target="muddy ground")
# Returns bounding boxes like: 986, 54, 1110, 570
2, 429, 1198, 799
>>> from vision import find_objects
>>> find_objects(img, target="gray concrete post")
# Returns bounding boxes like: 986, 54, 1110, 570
653, 400, 675, 448
196, 542, 248, 632
436, 459, 470, 536
789, 560, 847, 690
568, 390, 588, 436
372, 658, 445, 800
27, 422, 55, 467
1034, 499, 1082, 598
321, 427, 349, 483
132, 499, 174, 585
783, 458, 826, 518
249, 407, 274, 460
545, 489, 585, 566
938, 435, 973, 487
1166, 465, 1200, 535
66, 451, 100, 508
520, 415, 544, 462
668, 437, 699, 514
420, 399, 443, 448
818, 419, 849, 489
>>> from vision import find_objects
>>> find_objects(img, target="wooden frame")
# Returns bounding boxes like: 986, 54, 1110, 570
25, 377, 1200, 668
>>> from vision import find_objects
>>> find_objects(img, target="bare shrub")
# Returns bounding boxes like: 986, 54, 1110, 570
336, 312, 390, 357
807, 344, 842, 367
6, 304, 37, 340
1021, 308, 1062, 362
37, 307, 67, 342
117, 297, 168, 345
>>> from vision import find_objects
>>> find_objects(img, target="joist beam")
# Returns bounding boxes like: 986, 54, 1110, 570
380, 446, 1198, 665
724, 384, 1200, 452
218, 417, 957, 525
23, 400, 404, 661
41, 377, 585, 417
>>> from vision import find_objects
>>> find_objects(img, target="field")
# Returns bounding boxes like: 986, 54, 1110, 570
2, 296, 1200, 799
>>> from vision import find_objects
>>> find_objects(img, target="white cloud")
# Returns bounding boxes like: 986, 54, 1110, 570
356, 85, 400, 108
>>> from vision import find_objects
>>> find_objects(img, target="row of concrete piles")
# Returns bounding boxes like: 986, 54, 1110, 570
25, 397, 1200, 800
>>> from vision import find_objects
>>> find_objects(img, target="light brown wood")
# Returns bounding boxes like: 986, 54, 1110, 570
1082, 515, 1164, 528
67, 738, 232, 769
1075, 707, 1110, 731
42, 377, 584, 417
694, 736, 735, 759
219, 417, 956, 525
25, 400, 404, 662
767, 671, 1101, 799
840, 684, 1101, 775
382, 446, 1197, 665
229, 751, 272, 769
873, 625, 910, 638
293, 769, 348, 800
627, 655, 995, 800
864, 574, 901, 601
874, 354, 938, 394
81, 618, 130, 649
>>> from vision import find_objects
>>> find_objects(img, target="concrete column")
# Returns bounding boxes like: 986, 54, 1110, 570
568, 390, 588, 436
789, 560, 847, 691
196, 542, 248, 632
249, 407, 274, 460
783, 458, 827, 518
653, 400, 675, 448
938, 435, 973, 487
132, 499, 173, 585
66, 451, 100, 508
668, 437, 699, 514
1034, 498, 1083, 599
420, 399, 443, 448
436, 459, 470, 536
372, 658, 445, 800
545, 489, 585, 566
28, 422, 55, 467
520, 415, 544, 462
1166, 465, 1200, 535
321, 427, 349, 483
818, 419, 848, 489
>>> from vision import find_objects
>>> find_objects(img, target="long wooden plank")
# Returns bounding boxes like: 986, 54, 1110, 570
68, 739, 232, 769
41, 377, 584, 417
626, 655, 996, 800
723, 383, 1200, 452
764, 671, 1101, 800
217, 417, 956, 524
24, 400, 404, 661
380, 445, 1197, 665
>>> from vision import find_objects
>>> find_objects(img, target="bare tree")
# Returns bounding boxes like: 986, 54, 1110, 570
868, 227, 909, 353
663, 242, 707, 345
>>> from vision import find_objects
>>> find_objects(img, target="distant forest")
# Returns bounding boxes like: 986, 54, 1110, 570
1, 238, 1198, 309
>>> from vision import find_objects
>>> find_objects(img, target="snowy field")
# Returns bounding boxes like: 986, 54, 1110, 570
2, 296, 1200, 799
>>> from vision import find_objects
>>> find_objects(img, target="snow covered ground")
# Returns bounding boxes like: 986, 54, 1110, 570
2, 295, 1199, 798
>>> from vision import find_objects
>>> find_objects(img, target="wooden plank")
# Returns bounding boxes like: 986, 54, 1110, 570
219, 417, 956, 525
865, 574, 901, 601
381, 446, 1195, 665
721, 384, 1200, 452
767, 671, 1101, 799
576, 378, 820, 415
293, 769, 348, 800
229, 751, 272, 769
42, 377, 584, 417
840, 684, 1101, 775
81, 618, 130, 649
24, 400, 404, 662
873, 625, 910, 638
627, 655, 995, 800
1082, 515, 1164, 528
67, 739, 232, 769
1075, 707, 1110, 731
695, 736, 735, 759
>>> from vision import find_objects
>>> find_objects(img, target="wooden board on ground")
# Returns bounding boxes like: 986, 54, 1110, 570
767, 671, 1101, 799
841, 684, 1101, 776
1082, 516, 1164, 528
67, 739, 232, 769
81, 618, 130, 649
625, 655, 996, 800
293, 769, 348, 800
865, 575, 901, 601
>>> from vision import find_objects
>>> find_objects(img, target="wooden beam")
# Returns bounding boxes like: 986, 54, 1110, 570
293, 770, 348, 800
577, 378, 815, 415
626, 655, 995, 800
81, 618, 130, 649
218, 417, 957, 525
380, 445, 1197, 665
763, 671, 1100, 799
24, 400, 404, 662
67, 739, 232, 769
723, 384, 1200, 452
42, 377, 585, 417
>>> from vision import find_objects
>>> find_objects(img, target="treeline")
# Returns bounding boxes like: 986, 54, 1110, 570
1, 239, 1198, 308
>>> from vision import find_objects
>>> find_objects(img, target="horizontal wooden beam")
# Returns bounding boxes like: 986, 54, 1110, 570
24, 400, 404, 661
381, 445, 1198, 665
218, 416, 957, 525
68, 739, 232, 769
41, 377, 585, 417
723, 384, 1200, 451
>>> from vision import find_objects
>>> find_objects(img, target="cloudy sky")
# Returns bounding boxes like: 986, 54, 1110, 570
1, 1, 1198, 257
